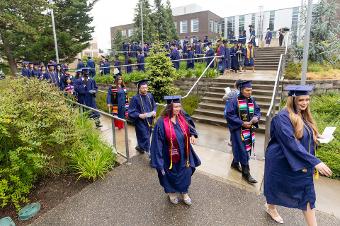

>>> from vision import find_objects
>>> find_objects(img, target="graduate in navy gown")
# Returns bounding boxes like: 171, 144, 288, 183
74, 68, 102, 128
76, 58, 85, 70
114, 55, 121, 74
216, 40, 226, 73
128, 79, 157, 154
265, 28, 273, 47
43, 64, 58, 86
186, 45, 195, 69
27, 62, 34, 78
223, 40, 231, 72
150, 96, 201, 205
170, 44, 180, 70
249, 25, 256, 46
205, 42, 215, 68
86, 56, 96, 78
264, 85, 332, 225
230, 41, 239, 72
225, 80, 261, 184
32, 63, 42, 79
106, 75, 129, 129
137, 50, 145, 71
21, 61, 29, 77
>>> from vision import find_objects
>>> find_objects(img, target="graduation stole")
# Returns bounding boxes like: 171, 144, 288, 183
110, 87, 128, 116
163, 113, 190, 170
238, 97, 255, 154
246, 46, 254, 59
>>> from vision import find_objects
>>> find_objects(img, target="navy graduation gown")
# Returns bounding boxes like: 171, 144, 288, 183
205, 48, 215, 68
186, 50, 195, 69
230, 47, 239, 71
106, 86, 127, 119
86, 59, 96, 77
74, 78, 100, 118
128, 93, 157, 152
264, 109, 321, 210
137, 54, 145, 71
77, 61, 85, 69
224, 47, 231, 69
225, 95, 261, 165
150, 112, 201, 193
170, 49, 180, 70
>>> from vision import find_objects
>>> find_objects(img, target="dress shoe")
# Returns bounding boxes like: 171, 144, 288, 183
230, 162, 242, 173
168, 195, 179, 204
135, 146, 145, 154
265, 204, 284, 224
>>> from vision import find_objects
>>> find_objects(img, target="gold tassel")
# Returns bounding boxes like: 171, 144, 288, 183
314, 169, 319, 180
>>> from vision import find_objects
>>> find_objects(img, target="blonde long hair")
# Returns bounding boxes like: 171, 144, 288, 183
286, 96, 318, 143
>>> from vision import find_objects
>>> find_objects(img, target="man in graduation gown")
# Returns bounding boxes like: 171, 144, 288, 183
21, 61, 29, 77
223, 40, 231, 72
230, 41, 239, 72
43, 64, 59, 87
114, 56, 121, 74
170, 44, 180, 70
205, 42, 215, 68
86, 56, 96, 78
128, 80, 157, 154
74, 67, 102, 128
265, 28, 273, 47
186, 45, 195, 69
216, 40, 226, 73
225, 80, 261, 184
76, 58, 85, 70
150, 96, 201, 205
137, 50, 145, 71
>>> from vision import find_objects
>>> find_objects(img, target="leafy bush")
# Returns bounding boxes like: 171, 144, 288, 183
0, 78, 116, 210
285, 62, 301, 80
311, 92, 340, 179
146, 41, 179, 102
155, 95, 200, 118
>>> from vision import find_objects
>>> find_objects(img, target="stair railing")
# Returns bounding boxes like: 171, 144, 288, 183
264, 37, 289, 150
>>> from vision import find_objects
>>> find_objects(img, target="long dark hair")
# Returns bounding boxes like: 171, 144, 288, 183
114, 76, 125, 88
161, 103, 174, 117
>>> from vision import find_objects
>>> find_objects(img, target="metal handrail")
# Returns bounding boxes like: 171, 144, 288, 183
65, 97, 130, 163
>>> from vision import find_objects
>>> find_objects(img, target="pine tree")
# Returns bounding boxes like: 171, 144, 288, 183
164, 0, 178, 41
133, 0, 154, 43
152, 0, 168, 42
112, 29, 123, 51
146, 41, 179, 102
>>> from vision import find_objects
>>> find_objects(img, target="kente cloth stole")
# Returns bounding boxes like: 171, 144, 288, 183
111, 87, 128, 115
163, 113, 190, 170
238, 97, 255, 153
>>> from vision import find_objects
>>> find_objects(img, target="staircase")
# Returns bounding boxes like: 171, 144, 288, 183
191, 79, 280, 133
248, 47, 285, 70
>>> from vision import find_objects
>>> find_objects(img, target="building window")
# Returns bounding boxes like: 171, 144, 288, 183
291, 7, 299, 45
121, 30, 127, 37
251, 13, 255, 28
218, 23, 222, 34
209, 20, 214, 32
191, 19, 199, 32
214, 21, 218, 33
269, 10, 275, 31
239, 15, 245, 35
180, 20, 188, 33
227, 16, 235, 39
128, 29, 134, 37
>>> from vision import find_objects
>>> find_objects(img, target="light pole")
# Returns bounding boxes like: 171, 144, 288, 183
301, 0, 313, 85
49, 0, 59, 63
140, 0, 144, 54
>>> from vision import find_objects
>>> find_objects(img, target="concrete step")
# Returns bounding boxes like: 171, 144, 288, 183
200, 97, 277, 109
203, 88, 274, 96
213, 79, 275, 85
191, 114, 266, 132
204, 92, 275, 100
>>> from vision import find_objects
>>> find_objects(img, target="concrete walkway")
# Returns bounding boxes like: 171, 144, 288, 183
32, 155, 340, 226
31, 116, 340, 225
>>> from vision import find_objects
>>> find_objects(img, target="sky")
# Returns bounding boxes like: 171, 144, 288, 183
91, 0, 314, 50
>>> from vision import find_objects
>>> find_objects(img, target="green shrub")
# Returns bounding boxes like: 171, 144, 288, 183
307, 62, 332, 72
285, 62, 301, 79
182, 95, 200, 116
0, 78, 116, 210
94, 75, 113, 85
312, 92, 340, 179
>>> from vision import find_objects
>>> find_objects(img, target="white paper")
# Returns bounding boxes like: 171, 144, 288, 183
317, 127, 336, 144
145, 112, 154, 118
224, 87, 231, 95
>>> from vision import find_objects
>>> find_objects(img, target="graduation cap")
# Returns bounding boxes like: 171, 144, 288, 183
207, 42, 212, 46
164, 95, 181, 104
134, 79, 149, 89
238, 80, 252, 89
47, 63, 55, 67
285, 85, 314, 97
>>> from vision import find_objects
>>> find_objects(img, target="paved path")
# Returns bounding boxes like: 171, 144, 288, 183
32, 155, 340, 226
219, 70, 277, 81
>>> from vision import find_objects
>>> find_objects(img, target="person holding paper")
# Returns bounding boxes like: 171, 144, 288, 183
150, 96, 201, 205
128, 79, 157, 154
264, 85, 332, 225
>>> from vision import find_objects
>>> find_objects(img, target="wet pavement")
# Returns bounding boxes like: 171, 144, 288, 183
32, 155, 340, 226
219, 70, 277, 81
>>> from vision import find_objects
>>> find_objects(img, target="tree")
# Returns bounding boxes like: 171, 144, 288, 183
152, 0, 168, 42
308, 0, 340, 64
164, 0, 178, 41
133, 0, 154, 43
0, 0, 48, 75
0, 0, 97, 76
112, 29, 123, 51
146, 41, 179, 102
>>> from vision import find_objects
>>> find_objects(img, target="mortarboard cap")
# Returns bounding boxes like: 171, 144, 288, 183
285, 85, 314, 97
81, 67, 90, 71
164, 95, 182, 104
134, 79, 149, 89
47, 63, 55, 67
238, 80, 252, 89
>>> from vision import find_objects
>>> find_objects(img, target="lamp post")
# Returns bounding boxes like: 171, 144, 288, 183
140, 0, 144, 54
301, 0, 313, 85
49, 0, 59, 63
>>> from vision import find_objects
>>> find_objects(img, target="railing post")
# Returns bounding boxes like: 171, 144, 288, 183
111, 118, 116, 150
124, 121, 130, 164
